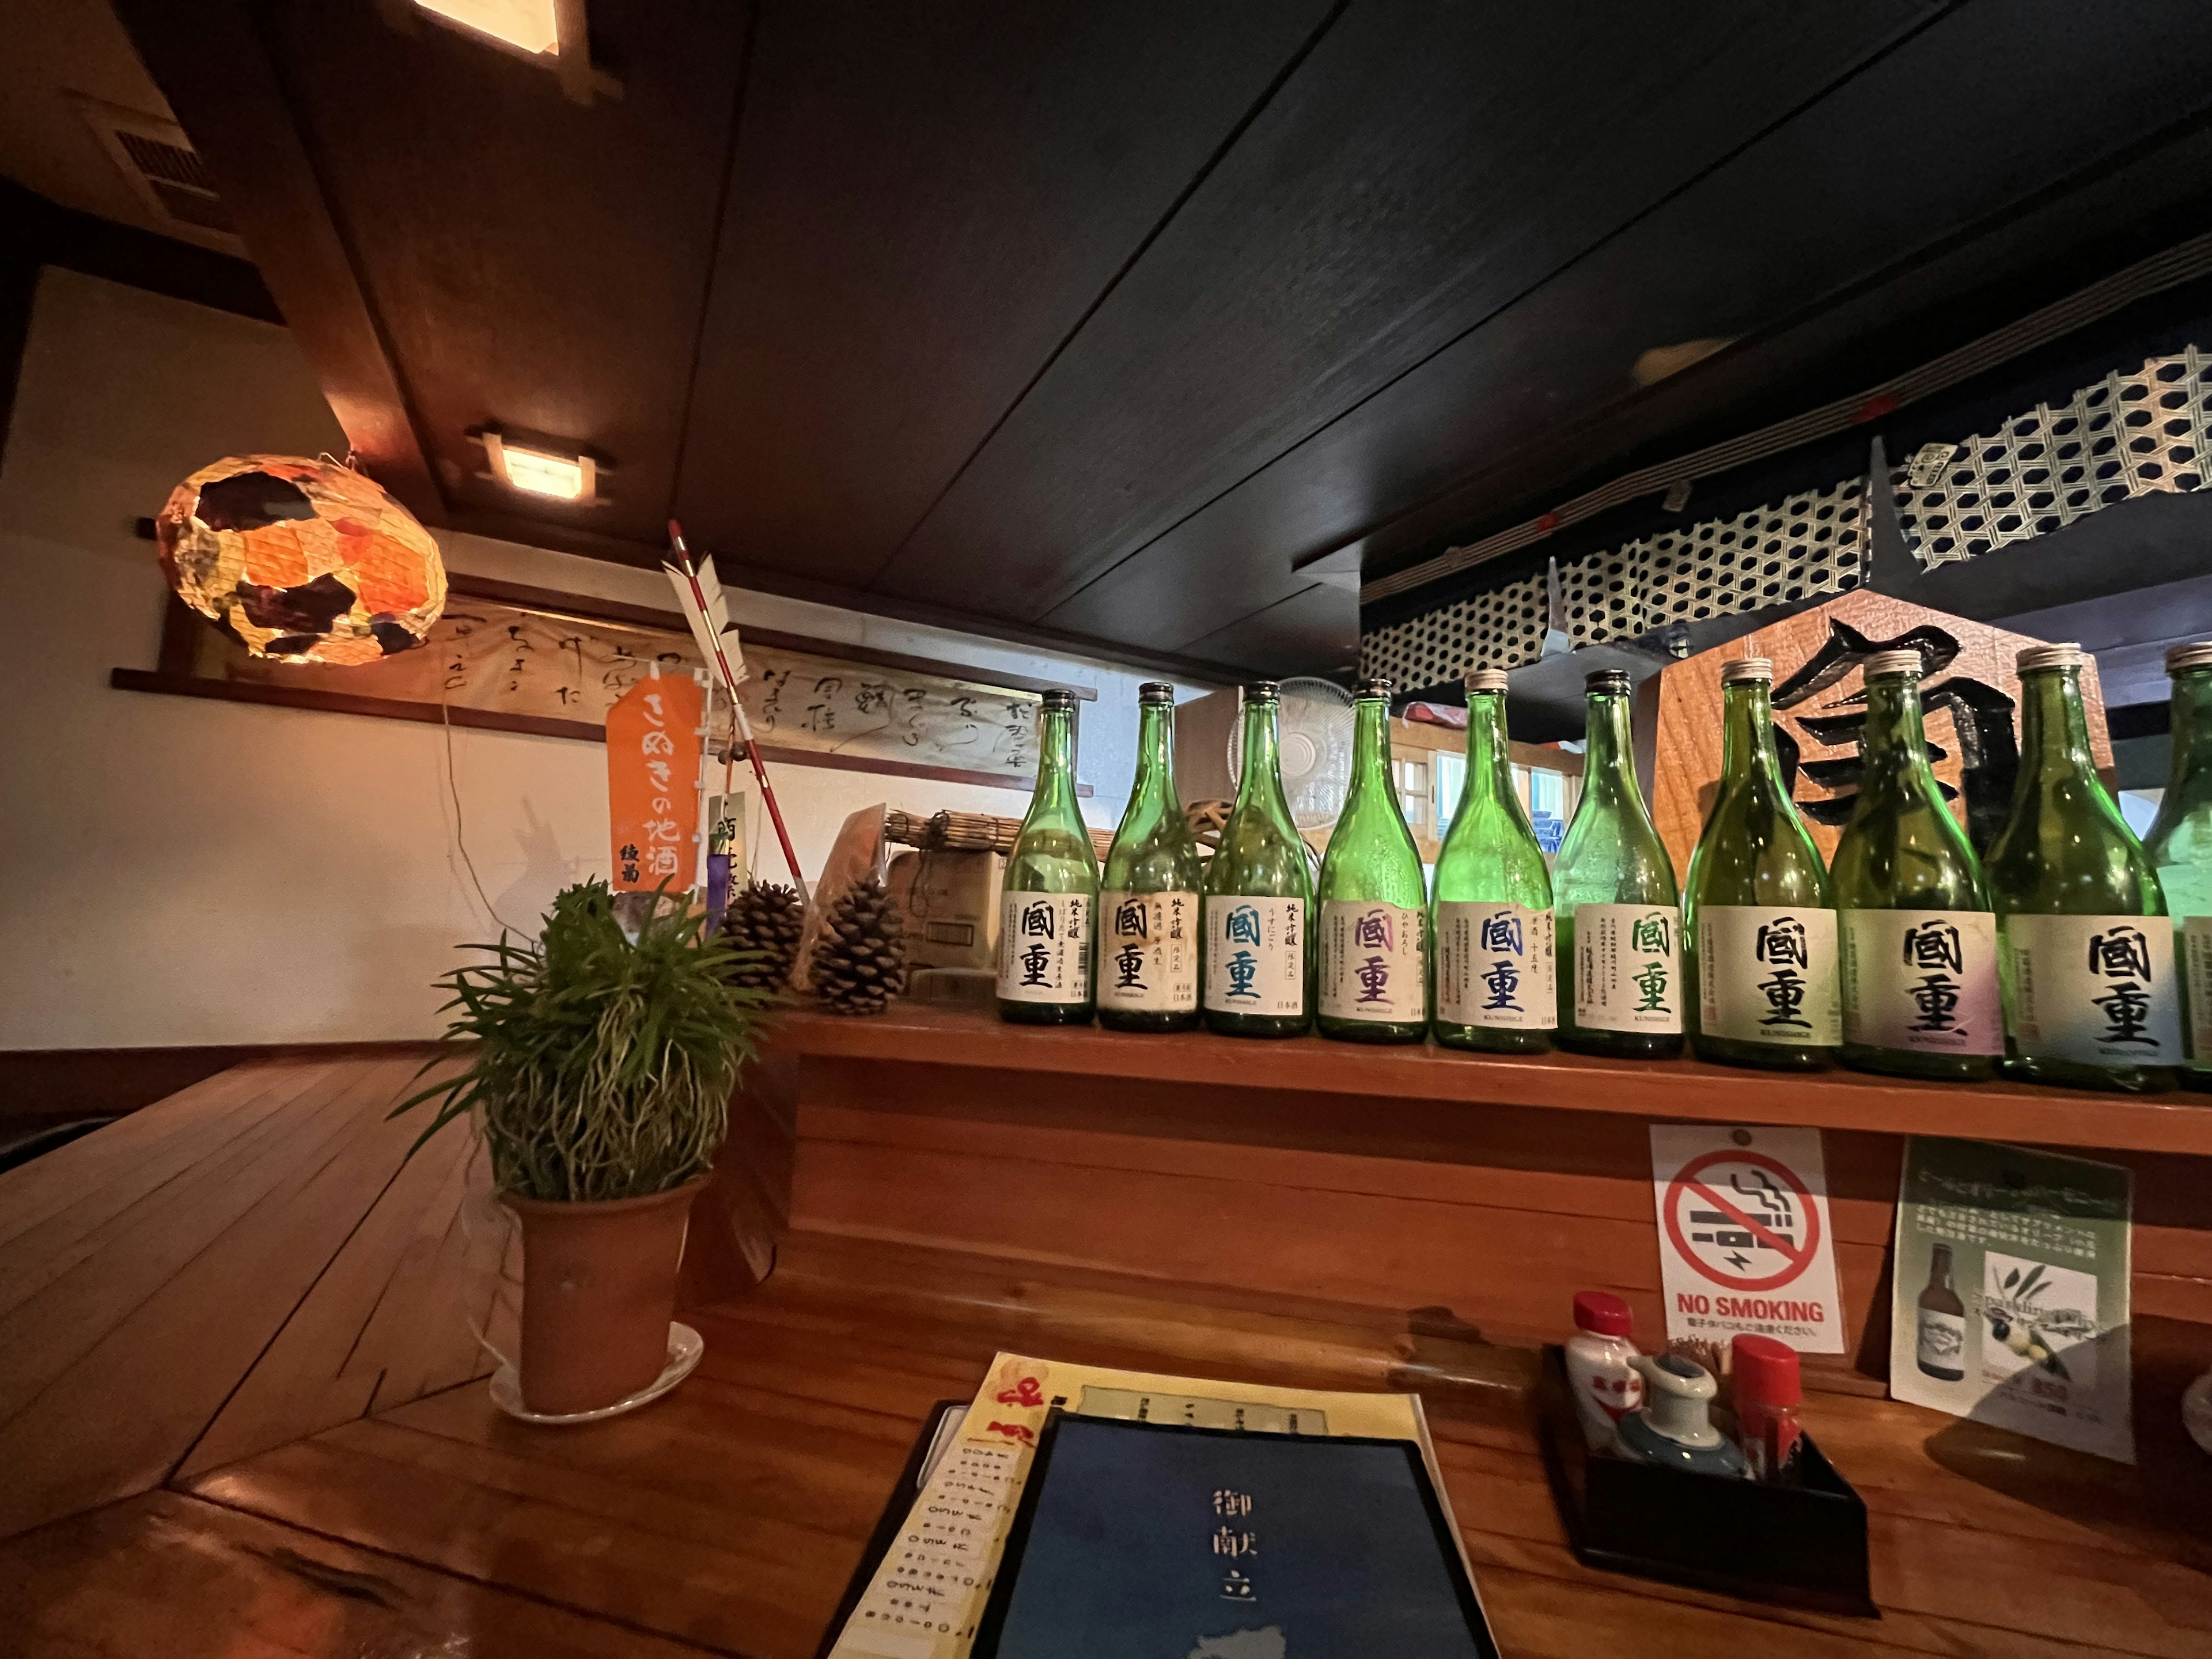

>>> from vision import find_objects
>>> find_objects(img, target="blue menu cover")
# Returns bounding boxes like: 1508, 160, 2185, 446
974, 1413, 1499, 1658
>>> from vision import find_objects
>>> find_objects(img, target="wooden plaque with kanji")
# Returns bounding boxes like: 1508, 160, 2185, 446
1650, 589, 2114, 878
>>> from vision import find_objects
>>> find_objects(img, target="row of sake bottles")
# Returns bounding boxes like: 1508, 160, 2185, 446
997, 641, 2212, 1093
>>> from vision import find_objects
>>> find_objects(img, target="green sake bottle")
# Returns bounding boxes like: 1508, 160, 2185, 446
1831, 649, 2002, 1081
1431, 668, 1555, 1053
1316, 679, 1428, 1043
2141, 641, 2212, 1086
1555, 669, 1683, 1059
996, 688, 1097, 1025
1099, 683, 1204, 1032
1684, 657, 1839, 1070
1986, 643, 2179, 1092
1203, 683, 1313, 1037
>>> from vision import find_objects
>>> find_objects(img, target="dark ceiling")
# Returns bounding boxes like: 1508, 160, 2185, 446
114, 1, 2212, 677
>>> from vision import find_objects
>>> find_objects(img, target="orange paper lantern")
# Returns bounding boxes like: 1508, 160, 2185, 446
154, 453, 446, 665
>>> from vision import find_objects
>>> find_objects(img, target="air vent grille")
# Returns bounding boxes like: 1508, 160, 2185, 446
115, 130, 214, 193
74, 95, 243, 248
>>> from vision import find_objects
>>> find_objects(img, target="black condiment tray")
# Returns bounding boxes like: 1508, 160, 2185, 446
1534, 1345, 1877, 1618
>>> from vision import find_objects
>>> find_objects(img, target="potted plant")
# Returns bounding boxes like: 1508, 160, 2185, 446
399, 880, 772, 1416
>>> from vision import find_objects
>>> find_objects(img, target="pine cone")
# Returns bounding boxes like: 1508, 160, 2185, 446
723, 880, 805, 991
809, 877, 907, 1016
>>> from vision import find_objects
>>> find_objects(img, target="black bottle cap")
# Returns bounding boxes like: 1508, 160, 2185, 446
1138, 681, 1176, 704
1041, 688, 1079, 710
1585, 669, 1633, 695
1354, 677, 1394, 700
1244, 680, 1281, 702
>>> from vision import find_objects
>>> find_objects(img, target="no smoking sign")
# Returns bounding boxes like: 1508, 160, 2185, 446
1649, 1126, 1845, 1353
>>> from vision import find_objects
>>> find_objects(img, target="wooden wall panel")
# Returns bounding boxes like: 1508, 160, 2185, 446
776, 1053, 2212, 1387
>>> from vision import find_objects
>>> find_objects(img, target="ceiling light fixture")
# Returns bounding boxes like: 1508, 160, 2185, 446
386, 0, 619, 102
412, 0, 558, 56
474, 427, 603, 503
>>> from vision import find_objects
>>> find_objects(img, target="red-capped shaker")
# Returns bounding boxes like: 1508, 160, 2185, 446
1731, 1333, 1804, 1482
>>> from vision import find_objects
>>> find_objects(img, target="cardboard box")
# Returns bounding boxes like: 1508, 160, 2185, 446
887, 848, 1003, 973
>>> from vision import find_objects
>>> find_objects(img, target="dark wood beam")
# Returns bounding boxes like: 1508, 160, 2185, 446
113, 0, 445, 522
441, 506, 1236, 686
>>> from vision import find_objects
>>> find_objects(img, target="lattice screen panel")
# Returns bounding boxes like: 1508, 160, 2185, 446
1360, 569, 1549, 691
1363, 478, 1864, 688
1893, 346, 2212, 567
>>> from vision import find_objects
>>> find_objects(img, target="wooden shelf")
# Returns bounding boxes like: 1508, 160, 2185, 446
768, 1005, 2212, 1158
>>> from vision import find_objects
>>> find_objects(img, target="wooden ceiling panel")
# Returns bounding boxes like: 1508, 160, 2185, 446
671, 0, 1331, 590
877, 1, 1934, 630
112, 1, 2212, 678
1055, 0, 2212, 642
1174, 581, 1355, 679
259, 1, 749, 547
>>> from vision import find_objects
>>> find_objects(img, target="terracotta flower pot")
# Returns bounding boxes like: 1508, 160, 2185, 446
502, 1175, 708, 1416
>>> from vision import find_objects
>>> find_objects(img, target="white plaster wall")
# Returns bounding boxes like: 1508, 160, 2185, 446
0, 268, 1203, 1049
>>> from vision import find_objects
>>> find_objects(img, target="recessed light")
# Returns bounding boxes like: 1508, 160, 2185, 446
479, 429, 597, 502
412, 0, 558, 55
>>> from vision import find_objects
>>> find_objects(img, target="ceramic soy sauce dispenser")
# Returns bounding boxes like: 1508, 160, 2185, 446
1613, 1353, 1746, 1478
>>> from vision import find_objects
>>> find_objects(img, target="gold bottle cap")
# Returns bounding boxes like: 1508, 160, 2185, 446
1862, 649, 1923, 679
1465, 668, 1509, 694
1720, 657, 1773, 684
2016, 642, 2085, 673
2167, 642, 2212, 675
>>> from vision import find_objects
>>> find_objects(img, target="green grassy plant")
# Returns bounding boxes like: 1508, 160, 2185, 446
396, 880, 777, 1202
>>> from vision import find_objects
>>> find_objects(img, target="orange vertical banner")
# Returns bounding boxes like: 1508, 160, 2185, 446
607, 669, 704, 892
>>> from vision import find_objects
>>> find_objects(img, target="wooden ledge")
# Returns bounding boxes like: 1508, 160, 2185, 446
765, 1005, 2212, 1158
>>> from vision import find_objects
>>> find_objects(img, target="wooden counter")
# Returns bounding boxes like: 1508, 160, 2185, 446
756, 1003, 2212, 1157
699, 1007, 2212, 1381
6, 1029, 2211, 1657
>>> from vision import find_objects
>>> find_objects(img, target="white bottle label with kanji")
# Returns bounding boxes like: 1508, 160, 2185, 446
1571, 903, 1682, 1034
2181, 917, 2212, 1063
1319, 900, 1427, 1022
1203, 895, 1305, 1017
997, 892, 1091, 1003
1097, 890, 1199, 1013
1435, 902, 1556, 1029
1697, 905, 1840, 1046
1840, 910, 2003, 1055
2003, 912, 2181, 1066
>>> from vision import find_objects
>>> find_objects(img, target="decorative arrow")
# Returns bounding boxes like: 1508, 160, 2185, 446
663, 520, 805, 890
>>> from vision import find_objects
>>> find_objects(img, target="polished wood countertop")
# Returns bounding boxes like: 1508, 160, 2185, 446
767, 1004, 2212, 1158
6, 1050, 2210, 1657
9, 1226, 2210, 1658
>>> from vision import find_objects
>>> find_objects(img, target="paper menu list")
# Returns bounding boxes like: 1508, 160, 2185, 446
825, 1352, 1448, 1659
840, 1437, 1021, 1656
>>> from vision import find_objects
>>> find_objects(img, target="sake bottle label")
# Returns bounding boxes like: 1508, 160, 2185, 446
1319, 900, 1426, 1022
1840, 910, 2002, 1055
1203, 895, 1305, 1016
1572, 903, 1682, 1034
1435, 901, 1556, 1029
1697, 905, 1840, 1046
2182, 917, 2212, 1062
1097, 890, 1199, 1013
2003, 913, 2181, 1066
997, 892, 1092, 1003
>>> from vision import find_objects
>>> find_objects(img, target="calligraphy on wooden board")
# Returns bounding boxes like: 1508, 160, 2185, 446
1650, 590, 2113, 878
192, 589, 1044, 785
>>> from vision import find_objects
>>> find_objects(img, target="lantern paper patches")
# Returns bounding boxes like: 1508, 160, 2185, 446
155, 454, 446, 665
